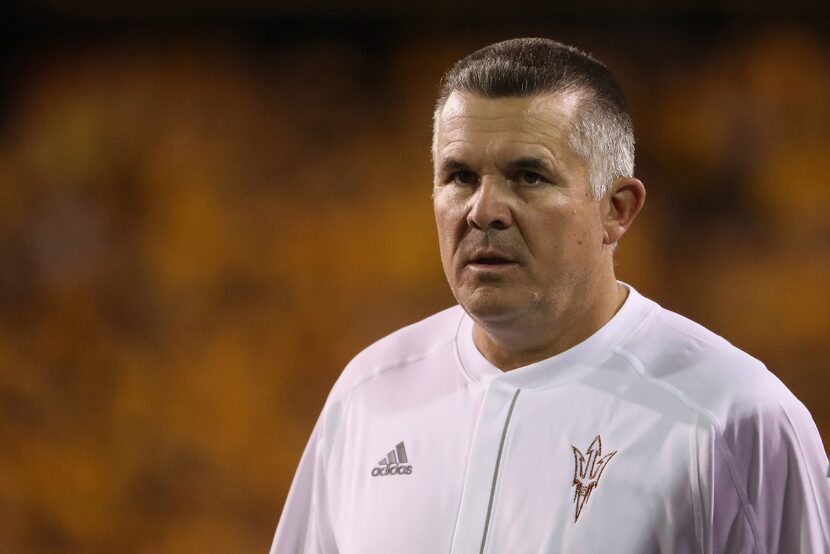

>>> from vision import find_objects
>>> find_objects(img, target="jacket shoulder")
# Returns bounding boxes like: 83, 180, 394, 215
328, 305, 464, 401
620, 303, 796, 428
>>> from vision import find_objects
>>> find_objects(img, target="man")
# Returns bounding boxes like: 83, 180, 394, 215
270, 38, 829, 553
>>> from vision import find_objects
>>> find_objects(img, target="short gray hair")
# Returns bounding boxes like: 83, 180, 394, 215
433, 38, 635, 199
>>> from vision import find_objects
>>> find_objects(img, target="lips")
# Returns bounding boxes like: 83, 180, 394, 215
472, 256, 512, 265
466, 250, 517, 266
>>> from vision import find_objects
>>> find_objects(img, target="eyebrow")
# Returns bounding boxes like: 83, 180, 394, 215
506, 157, 555, 173
439, 157, 554, 172
438, 159, 470, 174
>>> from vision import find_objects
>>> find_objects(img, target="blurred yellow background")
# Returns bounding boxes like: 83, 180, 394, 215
0, 10, 828, 553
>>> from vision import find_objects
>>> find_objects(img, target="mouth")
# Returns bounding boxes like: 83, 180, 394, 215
470, 256, 514, 265
465, 252, 519, 270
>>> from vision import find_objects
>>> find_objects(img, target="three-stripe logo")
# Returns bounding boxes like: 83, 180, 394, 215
370, 441, 413, 477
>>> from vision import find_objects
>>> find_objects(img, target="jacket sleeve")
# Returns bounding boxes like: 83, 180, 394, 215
712, 393, 830, 553
270, 415, 338, 554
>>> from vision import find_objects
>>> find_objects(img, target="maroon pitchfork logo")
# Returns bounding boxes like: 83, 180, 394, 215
571, 435, 617, 522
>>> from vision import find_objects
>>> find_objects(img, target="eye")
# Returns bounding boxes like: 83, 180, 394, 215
449, 170, 479, 185
517, 171, 547, 186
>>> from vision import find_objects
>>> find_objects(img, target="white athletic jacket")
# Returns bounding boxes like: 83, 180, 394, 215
270, 285, 830, 553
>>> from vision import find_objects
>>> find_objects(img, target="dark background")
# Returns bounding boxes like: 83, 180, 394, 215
0, 3, 828, 552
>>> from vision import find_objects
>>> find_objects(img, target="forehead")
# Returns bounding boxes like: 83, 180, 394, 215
434, 91, 582, 163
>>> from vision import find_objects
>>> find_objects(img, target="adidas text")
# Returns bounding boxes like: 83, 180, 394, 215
371, 464, 413, 477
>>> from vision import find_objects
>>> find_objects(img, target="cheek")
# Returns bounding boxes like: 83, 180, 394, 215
433, 197, 467, 243
525, 209, 601, 259
433, 204, 458, 264
572, 220, 598, 245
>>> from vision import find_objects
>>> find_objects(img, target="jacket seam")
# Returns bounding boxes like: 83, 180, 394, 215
777, 397, 830, 547
688, 411, 706, 553
614, 347, 762, 553
338, 336, 456, 405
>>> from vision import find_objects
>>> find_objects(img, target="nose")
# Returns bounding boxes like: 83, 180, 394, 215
467, 177, 513, 231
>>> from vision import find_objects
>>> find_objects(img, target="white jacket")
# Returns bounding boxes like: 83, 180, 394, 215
270, 285, 830, 553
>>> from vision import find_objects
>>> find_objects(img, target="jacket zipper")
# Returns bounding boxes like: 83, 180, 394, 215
479, 389, 522, 553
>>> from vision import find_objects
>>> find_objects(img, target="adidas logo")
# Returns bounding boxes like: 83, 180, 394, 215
370, 441, 414, 477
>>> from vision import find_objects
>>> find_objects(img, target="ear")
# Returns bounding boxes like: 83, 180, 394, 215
602, 177, 646, 245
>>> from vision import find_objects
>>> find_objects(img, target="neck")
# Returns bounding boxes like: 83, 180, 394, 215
472, 280, 628, 371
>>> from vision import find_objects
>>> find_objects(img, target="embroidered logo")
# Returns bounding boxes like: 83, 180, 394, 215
370, 441, 413, 477
571, 435, 617, 522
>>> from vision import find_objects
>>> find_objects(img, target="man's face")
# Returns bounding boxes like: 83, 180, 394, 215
432, 91, 610, 326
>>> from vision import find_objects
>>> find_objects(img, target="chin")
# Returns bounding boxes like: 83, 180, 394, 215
457, 289, 531, 324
